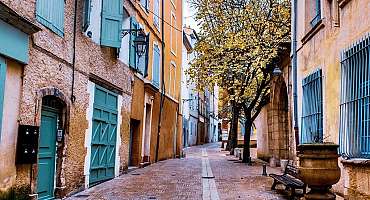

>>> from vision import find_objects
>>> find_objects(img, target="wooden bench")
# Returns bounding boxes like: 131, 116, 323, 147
269, 164, 306, 199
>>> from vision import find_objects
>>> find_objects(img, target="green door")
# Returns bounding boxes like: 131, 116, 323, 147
90, 85, 118, 185
37, 107, 57, 200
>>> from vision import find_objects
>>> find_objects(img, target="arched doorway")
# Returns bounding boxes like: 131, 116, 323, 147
37, 95, 67, 199
270, 79, 289, 165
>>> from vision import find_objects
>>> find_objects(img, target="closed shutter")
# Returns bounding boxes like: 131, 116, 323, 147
129, 17, 138, 69
0, 57, 6, 140
36, 0, 65, 36
144, 33, 150, 77
153, 0, 160, 28
83, 0, 92, 31
101, 0, 123, 48
153, 45, 160, 87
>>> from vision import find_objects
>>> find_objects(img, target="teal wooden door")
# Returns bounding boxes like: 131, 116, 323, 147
37, 107, 58, 200
90, 85, 118, 185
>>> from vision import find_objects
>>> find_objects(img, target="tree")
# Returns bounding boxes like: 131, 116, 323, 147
187, 0, 291, 163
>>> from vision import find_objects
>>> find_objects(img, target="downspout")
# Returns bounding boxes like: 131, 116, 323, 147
70, 0, 78, 103
292, 0, 299, 148
155, 0, 165, 162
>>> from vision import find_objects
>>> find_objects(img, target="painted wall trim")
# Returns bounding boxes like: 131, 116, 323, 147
0, 19, 29, 64
0, 57, 6, 140
84, 81, 95, 189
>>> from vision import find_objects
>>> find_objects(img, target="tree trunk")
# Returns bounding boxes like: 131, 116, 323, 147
242, 110, 252, 164
226, 102, 240, 154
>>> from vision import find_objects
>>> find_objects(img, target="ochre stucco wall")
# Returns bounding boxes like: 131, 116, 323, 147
296, 0, 370, 198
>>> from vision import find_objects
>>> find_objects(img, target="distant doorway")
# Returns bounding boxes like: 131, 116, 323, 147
129, 119, 140, 166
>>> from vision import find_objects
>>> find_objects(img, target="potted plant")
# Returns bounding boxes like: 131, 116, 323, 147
297, 142, 341, 200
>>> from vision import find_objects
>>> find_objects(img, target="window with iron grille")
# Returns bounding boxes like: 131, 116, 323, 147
339, 34, 370, 159
301, 69, 323, 143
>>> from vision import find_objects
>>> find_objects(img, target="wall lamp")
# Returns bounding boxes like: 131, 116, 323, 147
122, 28, 147, 57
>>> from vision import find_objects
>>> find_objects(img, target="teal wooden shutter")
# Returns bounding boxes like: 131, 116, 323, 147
144, 33, 150, 77
0, 57, 6, 139
83, 0, 92, 31
129, 17, 138, 69
101, 0, 123, 48
36, 0, 65, 36
153, 45, 160, 87
90, 85, 118, 185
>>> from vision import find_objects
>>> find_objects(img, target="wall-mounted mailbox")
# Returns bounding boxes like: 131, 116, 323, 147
16, 125, 39, 164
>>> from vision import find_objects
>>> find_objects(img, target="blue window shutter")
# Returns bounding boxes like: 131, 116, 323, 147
153, 45, 160, 87
0, 57, 6, 140
83, 0, 92, 31
144, 33, 150, 77
129, 17, 138, 69
36, 0, 64, 36
101, 0, 123, 48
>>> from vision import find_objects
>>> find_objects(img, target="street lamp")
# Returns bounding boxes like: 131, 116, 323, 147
134, 31, 147, 57
272, 65, 282, 76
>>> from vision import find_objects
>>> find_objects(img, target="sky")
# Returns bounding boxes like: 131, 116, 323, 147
182, 0, 200, 33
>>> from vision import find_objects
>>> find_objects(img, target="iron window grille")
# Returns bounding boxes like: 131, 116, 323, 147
339, 33, 370, 159
301, 69, 324, 144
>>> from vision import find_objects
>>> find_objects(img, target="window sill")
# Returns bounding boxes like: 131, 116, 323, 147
301, 19, 325, 45
338, 0, 352, 8
341, 158, 370, 166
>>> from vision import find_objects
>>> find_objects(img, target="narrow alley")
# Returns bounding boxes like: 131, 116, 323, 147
67, 144, 287, 200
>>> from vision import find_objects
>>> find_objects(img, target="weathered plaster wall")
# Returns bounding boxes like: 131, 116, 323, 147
256, 106, 269, 160
0, 0, 133, 197
0, 59, 22, 191
296, 0, 370, 198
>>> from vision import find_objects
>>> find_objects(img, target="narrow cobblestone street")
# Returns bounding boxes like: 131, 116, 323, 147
67, 143, 288, 200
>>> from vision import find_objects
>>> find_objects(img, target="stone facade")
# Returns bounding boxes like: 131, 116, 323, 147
295, 0, 370, 199
0, 0, 133, 198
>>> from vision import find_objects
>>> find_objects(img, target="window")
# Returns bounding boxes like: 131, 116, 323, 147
301, 69, 323, 143
140, 0, 149, 11
152, 44, 160, 87
339, 35, 370, 158
310, 0, 321, 27
101, 0, 123, 48
83, 0, 91, 31
170, 12, 177, 55
153, 0, 160, 29
36, 0, 65, 36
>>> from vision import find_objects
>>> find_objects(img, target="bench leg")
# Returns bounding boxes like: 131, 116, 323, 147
303, 186, 307, 194
271, 180, 278, 190
290, 188, 295, 200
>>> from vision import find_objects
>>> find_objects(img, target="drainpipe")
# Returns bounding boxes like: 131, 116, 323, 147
292, 0, 299, 148
70, 0, 78, 103
155, 0, 165, 162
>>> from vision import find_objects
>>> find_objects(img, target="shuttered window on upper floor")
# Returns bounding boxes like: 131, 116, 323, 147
83, 0, 91, 32
152, 44, 160, 88
101, 0, 123, 48
36, 0, 65, 37
153, 0, 160, 29
140, 0, 149, 12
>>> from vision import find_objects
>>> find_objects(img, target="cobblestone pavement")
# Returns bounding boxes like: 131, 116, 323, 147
67, 143, 289, 200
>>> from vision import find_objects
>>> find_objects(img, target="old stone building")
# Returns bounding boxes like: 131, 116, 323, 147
294, 0, 370, 199
127, 0, 183, 168
0, 0, 135, 198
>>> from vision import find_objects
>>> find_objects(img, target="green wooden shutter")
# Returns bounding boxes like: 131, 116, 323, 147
83, 0, 92, 31
36, 0, 65, 36
101, 0, 123, 48
0, 57, 6, 140
129, 17, 138, 69
153, 45, 160, 87
144, 33, 150, 77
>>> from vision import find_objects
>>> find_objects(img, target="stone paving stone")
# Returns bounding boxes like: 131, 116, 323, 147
67, 143, 288, 200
